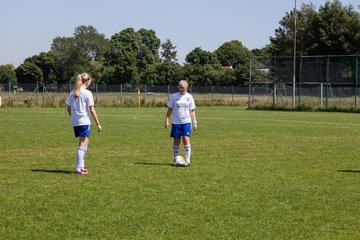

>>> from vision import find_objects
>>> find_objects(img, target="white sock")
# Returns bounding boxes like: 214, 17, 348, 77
76, 147, 86, 172
82, 146, 88, 169
184, 145, 191, 163
173, 145, 179, 158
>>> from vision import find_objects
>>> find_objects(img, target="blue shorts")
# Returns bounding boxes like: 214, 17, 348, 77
170, 123, 191, 139
73, 125, 91, 138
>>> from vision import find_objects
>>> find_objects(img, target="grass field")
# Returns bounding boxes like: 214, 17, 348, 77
1, 107, 360, 239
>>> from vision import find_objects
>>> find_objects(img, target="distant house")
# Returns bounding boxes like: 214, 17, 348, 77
258, 68, 270, 73
223, 66, 233, 70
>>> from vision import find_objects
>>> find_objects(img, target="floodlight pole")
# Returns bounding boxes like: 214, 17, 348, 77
292, 0, 297, 108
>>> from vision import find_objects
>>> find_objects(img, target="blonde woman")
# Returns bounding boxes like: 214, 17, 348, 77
65, 73, 102, 175
165, 80, 197, 167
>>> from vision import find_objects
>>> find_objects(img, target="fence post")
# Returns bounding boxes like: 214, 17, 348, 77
320, 83, 323, 108
36, 82, 38, 107
248, 58, 252, 109
298, 56, 302, 106
42, 83, 45, 108
144, 84, 147, 103
8, 82, 11, 106
273, 83, 277, 106
326, 55, 329, 108
211, 86, 214, 102
120, 84, 123, 105
355, 55, 358, 108
231, 86, 234, 103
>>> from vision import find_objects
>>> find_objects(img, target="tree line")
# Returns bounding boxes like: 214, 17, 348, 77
1, 0, 360, 87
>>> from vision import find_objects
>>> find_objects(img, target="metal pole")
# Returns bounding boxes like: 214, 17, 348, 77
8, 82, 11, 106
292, 0, 297, 108
232, 86, 234, 103
145, 84, 147, 103
212, 85, 214, 102
355, 55, 358, 108
248, 58, 252, 109
320, 83, 323, 108
137, 87, 141, 109
120, 84, 123, 105
36, 82, 39, 107
273, 83, 277, 106
42, 83, 45, 108
299, 56, 302, 105
326, 56, 329, 108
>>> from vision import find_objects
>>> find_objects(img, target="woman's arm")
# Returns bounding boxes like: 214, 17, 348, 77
190, 110, 197, 130
89, 106, 102, 131
165, 108, 173, 129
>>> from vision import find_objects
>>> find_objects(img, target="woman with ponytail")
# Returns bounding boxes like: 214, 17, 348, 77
65, 73, 102, 175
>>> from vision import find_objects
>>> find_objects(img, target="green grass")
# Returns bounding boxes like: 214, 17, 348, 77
1, 107, 360, 239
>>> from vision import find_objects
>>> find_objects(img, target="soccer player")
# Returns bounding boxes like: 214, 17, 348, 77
165, 80, 197, 167
65, 73, 102, 175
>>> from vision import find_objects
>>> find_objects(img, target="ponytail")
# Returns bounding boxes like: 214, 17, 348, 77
73, 73, 91, 98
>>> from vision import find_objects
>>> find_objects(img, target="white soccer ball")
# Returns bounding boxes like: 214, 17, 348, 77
173, 155, 185, 166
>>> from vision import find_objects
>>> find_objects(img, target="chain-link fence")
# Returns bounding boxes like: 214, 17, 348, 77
249, 55, 360, 108
2, 55, 359, 109
0, 83, 249, 107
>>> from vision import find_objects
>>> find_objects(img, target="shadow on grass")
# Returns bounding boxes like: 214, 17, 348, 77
337, 170, 360, 173
135, 162, 173, 167
31, 169, 74, 174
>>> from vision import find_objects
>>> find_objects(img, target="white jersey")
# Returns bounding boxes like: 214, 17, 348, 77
167, 92, 196, 124
65, 88, 94, 127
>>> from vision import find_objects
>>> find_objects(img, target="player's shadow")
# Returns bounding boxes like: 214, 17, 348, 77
31, 169, 74, 174
337, 170, 360, 173
135, 162, 173, 167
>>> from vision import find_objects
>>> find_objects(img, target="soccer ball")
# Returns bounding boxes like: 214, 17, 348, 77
173, 155, 186, 166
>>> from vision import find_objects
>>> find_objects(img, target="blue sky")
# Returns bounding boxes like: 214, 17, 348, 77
1, 0, 359, 66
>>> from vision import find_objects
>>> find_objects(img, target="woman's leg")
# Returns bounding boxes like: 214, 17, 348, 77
182, 136, 191, 165
76, 137, 88, 173
173, 138, 181, 157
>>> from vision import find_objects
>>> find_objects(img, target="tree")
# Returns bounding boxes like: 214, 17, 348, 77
160, 39, 178, 62
155, 61, 182, 85
14, 51, 60, 85
16, 61, 43, 84
0, 64, 17, 84
51, 25, 109, 82
215, 40, 253, 68
107, 28, 140, 84
316, 0, 360, 55
267, 0, 360, 56
185, 47, 220, 66
107, 28, 161, 85
138, 28, 161, 57
179, 64, 225, 86
251, 48, 269, 57
215, 40, 253, 84
25, 51, 61, 84
51, 36, 77, 82
183, 47, 247, 86
140, 64, 159, 85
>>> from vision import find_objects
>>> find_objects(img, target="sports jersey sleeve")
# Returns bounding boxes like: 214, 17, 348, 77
189, 95, 196, 110
65, 93, 73, 106
167, 94, 175, 109
86, 90, 94, 106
